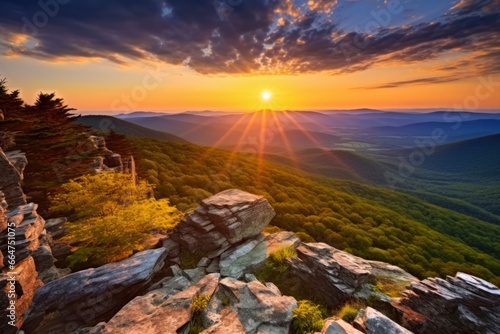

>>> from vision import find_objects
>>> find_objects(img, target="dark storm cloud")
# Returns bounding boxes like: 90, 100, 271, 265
0, 0, 499, 77
0, 0, 279, 72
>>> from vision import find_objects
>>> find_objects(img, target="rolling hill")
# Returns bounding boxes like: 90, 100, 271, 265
416, 133, 500, 177
384, 134, 500, 220
77, 115, 187, 143
365, 119, 500, 142
264, 148, 391, 184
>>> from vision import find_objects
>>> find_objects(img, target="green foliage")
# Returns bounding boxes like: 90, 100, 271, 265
292, 300, 325, 334
50, 172, 182, 268
337, 302, 363, 323
255, 246, 297, 283
130, 138, 500, 284
269, 245, 297, 271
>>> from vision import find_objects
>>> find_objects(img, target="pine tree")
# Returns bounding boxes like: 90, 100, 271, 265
0, 78, 25, 149
16, 93, 97, 209
105, 130, 136, 156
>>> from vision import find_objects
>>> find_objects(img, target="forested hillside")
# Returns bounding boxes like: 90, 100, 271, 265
131, 138, 500, 285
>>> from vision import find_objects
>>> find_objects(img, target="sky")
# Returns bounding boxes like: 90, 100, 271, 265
0, 0, 499, 113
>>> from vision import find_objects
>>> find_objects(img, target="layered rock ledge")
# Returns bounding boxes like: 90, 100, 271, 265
393, 272, 500, 334
170, 189, 275, 258
22, 248, 168, 334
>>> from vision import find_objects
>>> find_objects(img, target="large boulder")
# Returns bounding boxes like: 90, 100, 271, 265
0, 148, 26, 208
202, 277, 297, 334
288, 243, 417, 308
170, 189, 275, 258
353, 307, 414, 334
22, 248, 168, 334
98, 273, 221, 334
393, 272, 500, 334
288, 243, 373, 307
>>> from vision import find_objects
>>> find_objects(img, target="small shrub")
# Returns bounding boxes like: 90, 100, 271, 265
191, 294, 210, 315
189, 294, 211, 334
254, 245, 297, 283
292, 300, 325, 334
337, 302, 363, 323
269, 245, 297, 272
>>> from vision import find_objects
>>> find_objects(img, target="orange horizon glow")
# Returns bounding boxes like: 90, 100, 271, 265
1, 56, 499, 113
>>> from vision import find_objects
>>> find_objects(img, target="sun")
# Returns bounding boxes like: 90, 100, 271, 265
261, 90, 272, 101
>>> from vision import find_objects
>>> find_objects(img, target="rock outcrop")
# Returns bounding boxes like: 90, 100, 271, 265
0, 144, 63, 333
22, 248, 168, 334
95, 273, 220, 333
0, 256, 42, 334
0, 202, 62, 333
289, 242, 372, 307
2, 204, 45, 265
0, 148, 26, 208
89, 136, 127, 173
203, 277, 297, 333
288, 242, 417, 308
392, 272, 500, 334
0, 188, 497, 334
93, 273, 297, 334
170, 189, 275, 258
354, 307, 414, 334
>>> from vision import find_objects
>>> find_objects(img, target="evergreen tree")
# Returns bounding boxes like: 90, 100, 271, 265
18, 93, 99, 207
0, 78, 25, 149
105, 129, 137, 156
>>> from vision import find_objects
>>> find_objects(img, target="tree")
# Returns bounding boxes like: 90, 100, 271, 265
12, 93, 101, 211
50, 172, 183, 268
0, 78, 25, 150
105, 130, 136, 156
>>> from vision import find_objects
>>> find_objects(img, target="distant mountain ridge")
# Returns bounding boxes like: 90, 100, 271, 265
77, 115, 187, 143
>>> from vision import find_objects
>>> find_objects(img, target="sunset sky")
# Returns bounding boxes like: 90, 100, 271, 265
0, 0, 499, 113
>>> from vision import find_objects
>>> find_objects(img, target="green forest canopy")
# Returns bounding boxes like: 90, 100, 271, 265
131, 138, 500, 285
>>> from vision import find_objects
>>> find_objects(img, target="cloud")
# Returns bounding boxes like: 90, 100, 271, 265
359, 76, 461, 89
0, 0, 498, 77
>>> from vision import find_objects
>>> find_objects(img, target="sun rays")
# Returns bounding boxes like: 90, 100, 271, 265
184, 88, 358, 188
